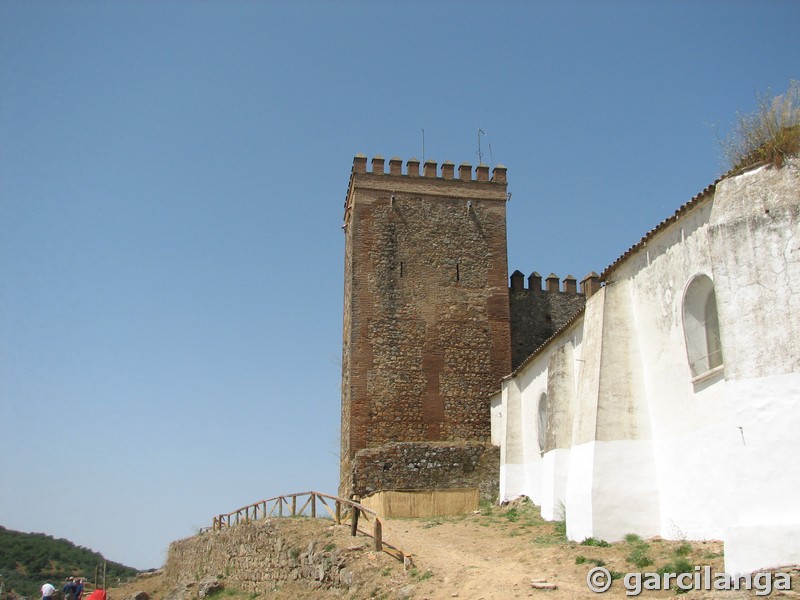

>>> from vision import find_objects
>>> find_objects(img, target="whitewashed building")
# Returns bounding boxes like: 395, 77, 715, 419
492, 158, 800, 574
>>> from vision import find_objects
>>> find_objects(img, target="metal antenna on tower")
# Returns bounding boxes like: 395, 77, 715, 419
477, 129, 487, 163
422, 128, 425, 164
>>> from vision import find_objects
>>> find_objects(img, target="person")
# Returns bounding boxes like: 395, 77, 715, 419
74, 578, 84, 600
63, 577, 76, 600
41, 582, 56, 600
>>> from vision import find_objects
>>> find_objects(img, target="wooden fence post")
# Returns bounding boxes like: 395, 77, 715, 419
311, 494, 316, 519
350, 505, 359, 537
373, 519, 383, 552
335, 501, 341, 525
292, 496, 297, 516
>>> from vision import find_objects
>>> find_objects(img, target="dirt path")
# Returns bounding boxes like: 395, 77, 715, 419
385, 515, 563, 599
377, 501, 765, 600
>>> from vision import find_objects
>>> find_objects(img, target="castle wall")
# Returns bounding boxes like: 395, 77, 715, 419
509, 272, 586, 369
340, 156, 511, 497
350, 441, 499, 502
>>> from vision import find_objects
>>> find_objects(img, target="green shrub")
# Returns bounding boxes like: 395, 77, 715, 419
553, 520, 567, 538
674, 542, 692, 557
575, 555, 605, 567
657, 559, 695, 577
581, 537, 610, 547
409, 568, 433, 582
625, 536, 653, 569
504, 508, 519, 522
627, 546, 653, 569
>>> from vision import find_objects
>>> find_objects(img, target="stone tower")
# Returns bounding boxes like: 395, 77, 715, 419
340, 154, 512, 499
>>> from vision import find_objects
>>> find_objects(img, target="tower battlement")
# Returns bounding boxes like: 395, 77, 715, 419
510, 270, 602, 297
352, 153, 507, 183
344, 154, 509, 228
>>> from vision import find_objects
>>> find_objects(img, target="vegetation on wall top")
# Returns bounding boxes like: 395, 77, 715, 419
722, 80, 800, 171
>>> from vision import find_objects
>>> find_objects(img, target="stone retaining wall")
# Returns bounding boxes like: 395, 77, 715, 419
164, 519, 375, 596
349, 441, 499, 502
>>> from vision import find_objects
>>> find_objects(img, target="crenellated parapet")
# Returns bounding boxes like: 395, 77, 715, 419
344, 154, 509, 230
509, 269, 594, 369
510, 270, 601, 297
352, 153, 507, 183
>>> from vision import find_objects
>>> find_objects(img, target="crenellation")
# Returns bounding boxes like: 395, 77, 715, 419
423, 159, 437, 177
546, 273, 560, 293
442, 161, 455, 180
476, 163, 489, 182
510, 270, 525, 292
581, 271, 601, 296
563, 275, 577, 294
371, 155, 385, 174
389, 156, 402, 175
458, 162, 472, 181
353, 153, 367, 174
406, 157, 420, 177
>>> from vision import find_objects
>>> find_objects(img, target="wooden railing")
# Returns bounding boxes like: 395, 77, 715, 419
203, 491, 409, 564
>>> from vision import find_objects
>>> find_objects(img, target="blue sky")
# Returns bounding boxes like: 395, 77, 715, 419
1, 0, 797, 570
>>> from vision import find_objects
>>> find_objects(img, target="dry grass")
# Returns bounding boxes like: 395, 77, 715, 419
722, 80, 800, 171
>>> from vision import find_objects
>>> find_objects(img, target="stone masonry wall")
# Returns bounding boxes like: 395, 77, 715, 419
164, 519, 378, 597
349, 441, 500, 502
509, 272, 587, 370
340, 156, 511, 497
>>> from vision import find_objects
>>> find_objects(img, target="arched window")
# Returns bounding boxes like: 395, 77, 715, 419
683, 275, 723, 378
537, 393, 548, 454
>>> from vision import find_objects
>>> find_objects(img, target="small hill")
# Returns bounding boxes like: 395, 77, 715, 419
0, 526, 139, 599
127, 499, 797, 599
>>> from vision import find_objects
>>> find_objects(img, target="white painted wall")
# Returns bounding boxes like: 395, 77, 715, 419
540, 448, 569, 521
711, 161, 800, 573
489, 391, 503, 447
616, 200, 732, 541
491, 158, 800, 573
